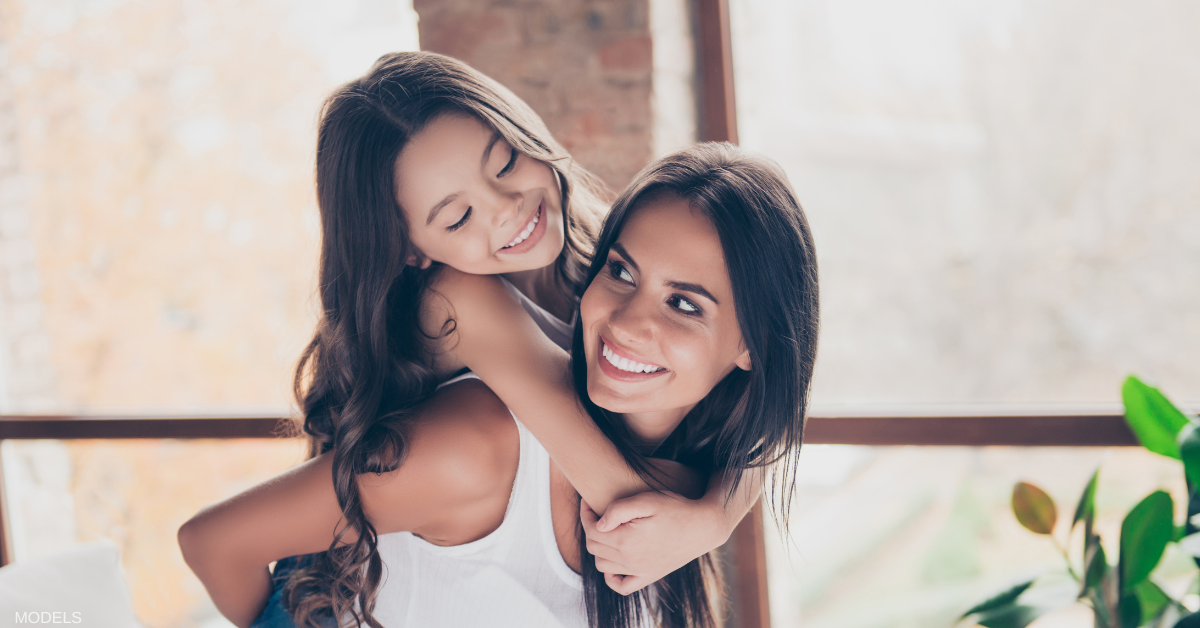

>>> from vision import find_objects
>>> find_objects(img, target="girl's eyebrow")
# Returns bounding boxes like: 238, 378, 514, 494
425, 193, 460, 225
611, 242, 719, 304
481, 133, 503, 168
424, 134, 503, 226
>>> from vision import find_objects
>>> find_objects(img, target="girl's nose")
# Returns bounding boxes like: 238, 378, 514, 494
488, 188, 521, 228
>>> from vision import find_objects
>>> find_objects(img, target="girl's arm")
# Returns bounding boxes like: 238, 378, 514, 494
178, 379, 520, 627
584, 468, 764, 595
425, 269, 704, 513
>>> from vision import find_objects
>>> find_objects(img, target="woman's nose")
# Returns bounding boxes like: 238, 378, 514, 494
608, 294, 655, 345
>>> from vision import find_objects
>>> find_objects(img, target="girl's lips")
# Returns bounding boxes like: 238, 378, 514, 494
596, 337, 669, 383
497, 200, 547, 255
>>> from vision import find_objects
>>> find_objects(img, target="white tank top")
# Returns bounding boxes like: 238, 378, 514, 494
369, 278, 585, 627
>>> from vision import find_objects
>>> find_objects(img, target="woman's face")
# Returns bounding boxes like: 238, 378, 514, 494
579, 194, 751, 443
393, 113, 565, 274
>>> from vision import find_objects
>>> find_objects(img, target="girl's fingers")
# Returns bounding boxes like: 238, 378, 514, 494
605, 572, 651, 596
593, 556, 629, 576
585, 537, 619, 561
597, 492, 659, 532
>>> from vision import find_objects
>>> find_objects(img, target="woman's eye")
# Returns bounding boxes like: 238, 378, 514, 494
497, 147, 519, 177
607, 260, 634, 283
447, 207, 472, 232
668, 295, 701, 315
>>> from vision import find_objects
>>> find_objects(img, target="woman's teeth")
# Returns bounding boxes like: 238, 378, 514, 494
602, 343, 664, 374
502, 206, 540, 249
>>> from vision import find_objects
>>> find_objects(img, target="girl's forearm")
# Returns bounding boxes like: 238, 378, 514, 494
434, 271, 700, 512
703, 466, 764, 540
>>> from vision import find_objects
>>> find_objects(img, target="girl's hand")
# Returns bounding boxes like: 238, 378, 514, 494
580, 493, 728, 596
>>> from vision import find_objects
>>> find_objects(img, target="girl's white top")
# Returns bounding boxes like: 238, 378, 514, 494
370, 277, 585, 627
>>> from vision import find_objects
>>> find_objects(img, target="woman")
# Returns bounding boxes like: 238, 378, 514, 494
180, 52, 764, 627
180, 142, 819, 628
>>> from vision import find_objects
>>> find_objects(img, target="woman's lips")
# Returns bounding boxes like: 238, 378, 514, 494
497, 200, 547, 255
596, 337, 668, 383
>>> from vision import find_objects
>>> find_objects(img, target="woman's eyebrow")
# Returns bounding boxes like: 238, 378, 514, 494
666, 281, 719, 305
611, 242, 639, 271
612, 242, 720, 304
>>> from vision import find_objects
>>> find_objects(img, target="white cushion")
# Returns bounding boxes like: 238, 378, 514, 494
0, 540, 140, 628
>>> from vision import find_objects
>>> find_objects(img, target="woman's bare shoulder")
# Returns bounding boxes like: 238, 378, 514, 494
359, 377, 521, 539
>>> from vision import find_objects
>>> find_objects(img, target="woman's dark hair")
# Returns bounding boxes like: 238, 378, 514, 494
285, 51, 609, 628
570, 142, 820, 628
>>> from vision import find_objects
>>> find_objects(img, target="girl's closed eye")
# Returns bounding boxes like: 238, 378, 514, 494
447, 207, 472, 232
668, 295, 702, 315
497, 146, 519, 177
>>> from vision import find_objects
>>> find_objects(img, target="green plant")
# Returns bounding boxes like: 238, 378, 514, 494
960, 376, 1200, 628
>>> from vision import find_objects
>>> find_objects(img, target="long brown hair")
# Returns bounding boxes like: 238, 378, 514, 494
571, 143, 820, 628
285, 51, 609, 628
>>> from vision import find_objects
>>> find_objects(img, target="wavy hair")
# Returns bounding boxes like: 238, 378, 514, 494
569, 142, 820, 628
284, 51, 609, 628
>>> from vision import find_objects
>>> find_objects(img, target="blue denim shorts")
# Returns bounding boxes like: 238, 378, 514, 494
251, 555, 313, 628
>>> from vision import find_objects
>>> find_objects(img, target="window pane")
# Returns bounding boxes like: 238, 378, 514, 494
1, 438, 307, 628
768, 445, 1193, 627
0, 1, 419, 413
730, 0, 1200, 405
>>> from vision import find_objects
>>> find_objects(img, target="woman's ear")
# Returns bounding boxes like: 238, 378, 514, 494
735, 347, 752, 371
406, 251, 432, 269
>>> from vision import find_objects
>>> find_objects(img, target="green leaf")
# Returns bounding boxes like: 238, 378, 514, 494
968, 582, 1079, 628
1013, 482, 1058, 535
1118, 592, 1142, 628
1123, 376, 1193, 460
1083, 538, 1108, 594
961, 578, 1038, 618
1180, 424, 1200, 488
1119, 491, 1175, 591
972, 603, 1051, 628
1074, 466, 1101, 539
1134, 580, 1172, 625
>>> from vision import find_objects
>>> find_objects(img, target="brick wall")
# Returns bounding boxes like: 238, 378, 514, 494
414, 0, 655, 192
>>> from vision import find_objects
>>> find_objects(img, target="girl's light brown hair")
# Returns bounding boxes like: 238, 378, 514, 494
287, 51, 609, 628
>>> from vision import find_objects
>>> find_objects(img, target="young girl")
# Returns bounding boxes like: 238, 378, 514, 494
180, 52, 761, 626
181, 142, 819, 628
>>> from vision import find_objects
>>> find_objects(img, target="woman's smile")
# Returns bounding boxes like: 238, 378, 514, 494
597, 335, 669, 382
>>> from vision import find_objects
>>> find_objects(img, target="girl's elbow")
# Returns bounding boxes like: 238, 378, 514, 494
177, 510, 221, 572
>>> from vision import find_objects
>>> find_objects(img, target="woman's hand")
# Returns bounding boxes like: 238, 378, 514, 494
580, 493, 729, 596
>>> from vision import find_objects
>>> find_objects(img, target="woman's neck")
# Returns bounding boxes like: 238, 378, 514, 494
621, 405, 695, 454
502, 265, 574, 321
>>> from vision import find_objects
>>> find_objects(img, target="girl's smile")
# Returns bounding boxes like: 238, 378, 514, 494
497, 198, 548, 255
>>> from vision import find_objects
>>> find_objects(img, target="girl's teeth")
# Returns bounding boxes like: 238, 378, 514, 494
601, 342, 662, 373
503, 207, 541, 248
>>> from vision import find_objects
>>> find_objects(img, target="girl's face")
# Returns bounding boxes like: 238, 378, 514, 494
393, 113, 565, 274
579, 194, 751, 444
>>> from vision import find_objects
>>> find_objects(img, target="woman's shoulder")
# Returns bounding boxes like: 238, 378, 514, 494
359, 377, 520, 539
